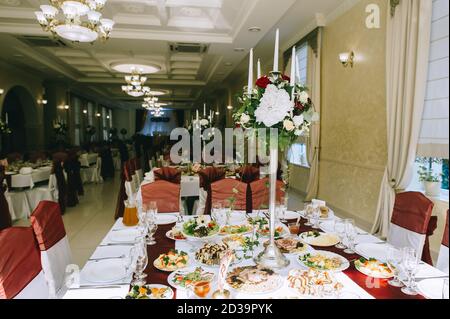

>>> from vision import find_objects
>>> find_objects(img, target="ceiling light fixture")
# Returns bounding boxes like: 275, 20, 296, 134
121, 68, 150, 97
111, 63, 160, 74
35, 0, 114, 43
248, 26, 261, 32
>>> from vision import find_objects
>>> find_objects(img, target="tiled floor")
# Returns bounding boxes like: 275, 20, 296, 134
14, 176, 306, 269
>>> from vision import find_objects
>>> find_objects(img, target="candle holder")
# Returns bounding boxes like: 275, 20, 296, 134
269, 71, 282, 82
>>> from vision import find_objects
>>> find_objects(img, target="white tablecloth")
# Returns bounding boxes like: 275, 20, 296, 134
8, 166, 52, 189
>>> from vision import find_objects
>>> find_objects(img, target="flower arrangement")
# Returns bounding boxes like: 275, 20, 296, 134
53, 121, 67, 136
233, 74, 319, 150
85, 125, 96, 136
0, 119, 11, 135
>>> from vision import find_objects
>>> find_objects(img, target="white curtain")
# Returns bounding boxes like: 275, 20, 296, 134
372, 0, 433, 237
305, 28, 322, 201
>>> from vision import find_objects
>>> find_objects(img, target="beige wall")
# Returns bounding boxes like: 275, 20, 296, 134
318, 0, 388, 230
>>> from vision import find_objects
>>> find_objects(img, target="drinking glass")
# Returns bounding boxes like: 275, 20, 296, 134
146, 222, 158, 245
190, 281, 211, 298
148, 201, 158, 214
124, 247, 137, 277
131, 238, 148, 285
211, 202, 223, 224
288, 222, 300, 235
312, 206, 321, 229
442, 279, 449, 299
304, 204, 314, 226
401, 247, 419, 296
334, 219, 346, 249
343, 219, 356, 254
386, 246, 403, 287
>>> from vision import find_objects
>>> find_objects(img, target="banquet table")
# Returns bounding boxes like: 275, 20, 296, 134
65, 212, 448, 299
6, 166, 52, 189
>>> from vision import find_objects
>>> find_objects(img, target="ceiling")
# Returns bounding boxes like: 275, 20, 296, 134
0, 0, 345, 110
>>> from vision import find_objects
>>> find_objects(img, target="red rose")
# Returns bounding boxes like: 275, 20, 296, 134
295, 101, 304, 111
255, 76, 270, 89
281, 74, 291, 82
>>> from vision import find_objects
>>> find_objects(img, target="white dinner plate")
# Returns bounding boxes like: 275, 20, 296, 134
156, 214, 178, 225
108, 229, 139, 243
355, 243, 390, 262
82, 259, 128, 284
283, 211, 301, 220
145, 284, 175, 299
299, 231, 340, 247
165, 230, 187, 241
167, 268, 215, 290
417, 278, 448, 299
297, 250, 350, 272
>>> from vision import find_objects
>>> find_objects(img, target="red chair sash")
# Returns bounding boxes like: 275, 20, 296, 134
443, 210, 449, 247
237, 166, 260, 184
0, 227, 42, 299
211, 179, 247, 212
422, 216, 438, 265
391, 192, 434, 235
30, 201, 66, 251
154, 167, 181, 184
198, 167, 226, 215
141, 180, 180, 213
249, 178, 285, 212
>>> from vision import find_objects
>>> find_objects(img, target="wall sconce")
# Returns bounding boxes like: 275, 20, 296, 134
64, 105, 70, 110
0, 88, 4, 95
339, 51, 355, 68
106, 115, 110, 119
83, 109, 88, 114
37, 99, 48, 105
215, 111, 220, 116
96, 113, 101, 117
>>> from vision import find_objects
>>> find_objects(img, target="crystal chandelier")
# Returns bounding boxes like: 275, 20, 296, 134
122, 69, 150, 97
35, 0, 114, 43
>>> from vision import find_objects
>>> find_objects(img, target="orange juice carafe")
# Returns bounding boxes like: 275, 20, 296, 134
123, 200, 138, 226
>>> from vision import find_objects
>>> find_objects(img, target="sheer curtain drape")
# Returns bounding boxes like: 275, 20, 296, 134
372, 0, 433, 237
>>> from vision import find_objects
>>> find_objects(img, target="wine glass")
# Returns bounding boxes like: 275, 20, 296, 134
131, 238, 148, 286
343, 219, 356, 254
146, 222, 158, 245
401, 247, 419, 296
311, 206, 321, 229
304, 204, 313, 226
334, 219, 346, 249
211, 202, 223, 225
386, 246, 404, 287
442, 279, 449, 299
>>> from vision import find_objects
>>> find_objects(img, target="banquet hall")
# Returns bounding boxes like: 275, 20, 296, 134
0, 0, 448, 301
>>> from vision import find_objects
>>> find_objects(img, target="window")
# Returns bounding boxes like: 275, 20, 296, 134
295, 43, 308, 85
288, 142, 308, 167
409, 157, 449, 197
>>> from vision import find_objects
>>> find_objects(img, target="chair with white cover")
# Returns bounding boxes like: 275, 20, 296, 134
436, 210, 449, 274
0, 227, 50, 299
5, 189, 31, 220
387, 192, 434, 261
30, 201, 72, 298
25, 174, 57, 211
91, 156, 103, 184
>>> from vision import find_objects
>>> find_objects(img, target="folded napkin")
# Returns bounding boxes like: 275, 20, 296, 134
63, 285, 130, 299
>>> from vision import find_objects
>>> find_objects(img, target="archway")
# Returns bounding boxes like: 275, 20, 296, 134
1, 86, 37, 154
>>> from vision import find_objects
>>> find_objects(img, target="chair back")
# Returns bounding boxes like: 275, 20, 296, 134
388, 192, 434, 260
249, 178, 285, 213
0, 227, 49, 299
30, 201, 72, 297
211, 179, 247, 212
198, 167, 225, 215
141, 180, 180, 213
0, 166, 12, 230
154, 167, 181, 184
437, 210, 449, 274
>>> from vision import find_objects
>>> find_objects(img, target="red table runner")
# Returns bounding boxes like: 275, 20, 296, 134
144, 218, 424, 299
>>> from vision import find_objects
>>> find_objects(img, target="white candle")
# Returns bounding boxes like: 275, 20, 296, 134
5, 113, 8, 124
247, 48, 254, 95
290, 46, 296, 86
273, 29, 279, 72
203, 103, 206, 117
257, 58, 261, 79
196, 110, 199, 122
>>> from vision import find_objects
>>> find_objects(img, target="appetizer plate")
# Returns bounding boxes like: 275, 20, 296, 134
282, 211, 301, 220
165, 230, 187, 241
153, 251, 189, 272
83, 259, 128, 284
355, 243, 390, 262
156, 214, 178, 225
167, 267, 215, 290
182, 231, 219, 242
108, 229, 139, 243
126, 284, 174, 299
257, 223, 290, 238
225, 266, 284, 295
354, 258, 394, 279
299, 231, 340, 247
219, 224, 253, 236
297, 250, 350, 272
417, 278, 448, 299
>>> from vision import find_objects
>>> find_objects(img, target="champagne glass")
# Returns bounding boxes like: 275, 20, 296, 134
386, 246, 403, 287
146, 222, 158, 245
401, 247, 419, 296
443, 279, 449, 299
334, 219, 346, 249
211, 202, 223, 225
304, 204, 313, 226
343, 219, 356, 254
312, 206, 321, 229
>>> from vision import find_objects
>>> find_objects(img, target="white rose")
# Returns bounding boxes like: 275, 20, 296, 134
294, 129, 303, 136
293, 115, 304, 127
254, 84, 294, 127
311, 112, 320, 122
283, 119, 295, 131
240, 113, 250, 124
299, 91, 309, 104
200, 119, 209, 126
